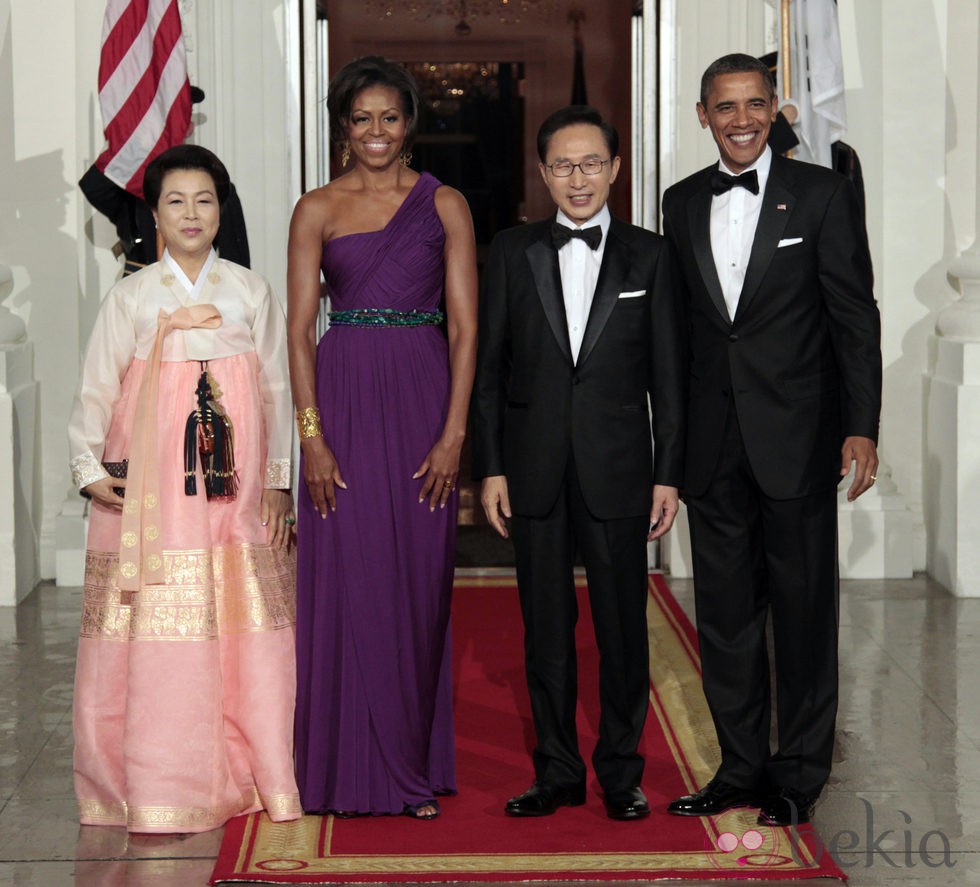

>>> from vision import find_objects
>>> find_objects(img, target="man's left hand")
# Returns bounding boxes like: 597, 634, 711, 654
841, 435, 879, 501
649, 485, 680, 541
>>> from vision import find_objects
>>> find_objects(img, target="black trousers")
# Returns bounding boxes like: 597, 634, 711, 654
686, 403, 839, 797
510, 457, 650, 794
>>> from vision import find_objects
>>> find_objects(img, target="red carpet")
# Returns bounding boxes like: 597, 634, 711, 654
210, 573, 845, 883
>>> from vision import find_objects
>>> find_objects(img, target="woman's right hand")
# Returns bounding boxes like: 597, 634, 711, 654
83, 476, 126, 511
301, 436, 347, 517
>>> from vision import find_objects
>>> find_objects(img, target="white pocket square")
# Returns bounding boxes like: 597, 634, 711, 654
618, 290, 646, 299
778, 237, 803, 248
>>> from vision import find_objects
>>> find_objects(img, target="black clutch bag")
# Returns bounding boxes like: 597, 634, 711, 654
80, 459, 128, 499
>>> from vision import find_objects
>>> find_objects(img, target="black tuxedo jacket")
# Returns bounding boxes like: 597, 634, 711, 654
472, 214, 685, 520
662, 154, 881, 500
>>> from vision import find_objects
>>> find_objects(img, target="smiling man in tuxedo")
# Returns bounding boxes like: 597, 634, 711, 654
472, 105, 685, 821
662, 54, 881, 826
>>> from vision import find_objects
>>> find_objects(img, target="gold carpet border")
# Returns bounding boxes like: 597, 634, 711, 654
81, 543, 296, 641
645, 576, 719, 798
647, 575, 700, 668
236, 813, 818, 876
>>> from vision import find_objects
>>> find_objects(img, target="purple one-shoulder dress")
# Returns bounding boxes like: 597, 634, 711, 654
294, 173, 458, 814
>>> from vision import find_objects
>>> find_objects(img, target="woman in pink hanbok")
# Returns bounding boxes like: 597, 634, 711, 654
68, 145, 301, 833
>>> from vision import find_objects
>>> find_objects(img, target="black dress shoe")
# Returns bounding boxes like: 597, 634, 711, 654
757, 788, 817, 826
505, 782, 586, 817
667, 777, 762, 817
603, 786, 650, 821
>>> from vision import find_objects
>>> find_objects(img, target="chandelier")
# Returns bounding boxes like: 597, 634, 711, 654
405, 61, 500, 115
366, 1, 555, 36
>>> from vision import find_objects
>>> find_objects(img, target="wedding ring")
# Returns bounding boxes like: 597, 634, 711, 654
285, 516, 296, 525
869, 475, 877, 482
443, 480, 453, 488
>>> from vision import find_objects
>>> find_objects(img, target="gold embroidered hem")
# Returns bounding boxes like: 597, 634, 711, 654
264, 792, 303, 821
79, 788, 265, 833
77, 798, 127, 826
81, 542, 296, 640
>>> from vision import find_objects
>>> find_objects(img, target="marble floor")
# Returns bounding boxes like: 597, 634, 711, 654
2, 573, 979, 886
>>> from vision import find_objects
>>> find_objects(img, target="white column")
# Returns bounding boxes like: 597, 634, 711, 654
924, 215, 980, 597
836, 463, 913, 579
184, 0, 300, 299
825, 0, 913, 580
924, 5, 980, 597
0, 265, 40, 605
924, 334, 980, 596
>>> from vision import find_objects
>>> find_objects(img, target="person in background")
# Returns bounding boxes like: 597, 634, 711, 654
662, 53, 880, 827
287, 56, 477, 821
68, 144, 299, 832
760, 52, 866, 222
80, 87, 250, 276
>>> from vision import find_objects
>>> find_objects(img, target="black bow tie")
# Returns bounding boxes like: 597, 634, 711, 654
710, 168, 760, 196
551, 222, 602, 251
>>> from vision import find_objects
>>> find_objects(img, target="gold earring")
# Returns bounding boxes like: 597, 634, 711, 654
400, 149, 412, 168
341, 142, 350, 167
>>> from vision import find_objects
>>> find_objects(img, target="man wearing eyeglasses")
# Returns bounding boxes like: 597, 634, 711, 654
472, 105, 685, 821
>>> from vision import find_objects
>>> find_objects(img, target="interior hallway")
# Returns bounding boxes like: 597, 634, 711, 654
1, 571, 979, 886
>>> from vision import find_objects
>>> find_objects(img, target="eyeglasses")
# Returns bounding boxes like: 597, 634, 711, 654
546, 158, 611, 177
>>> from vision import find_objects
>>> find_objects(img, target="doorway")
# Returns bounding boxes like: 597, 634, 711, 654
407, 61, 526, 254
300, 0, 654, 559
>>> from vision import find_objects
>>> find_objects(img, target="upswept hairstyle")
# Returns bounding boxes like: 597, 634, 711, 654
142, 144, 230, 207
326, 56, 421, 150
699, 53, 776, 105
536, 105, 619, 163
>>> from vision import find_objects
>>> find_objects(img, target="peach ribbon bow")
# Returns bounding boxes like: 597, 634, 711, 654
117, 304, 222, 601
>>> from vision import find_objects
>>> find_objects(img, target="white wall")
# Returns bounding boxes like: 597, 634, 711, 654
844, 0, 977, 572
0, 0, 100, 578
183, 0, 299, 297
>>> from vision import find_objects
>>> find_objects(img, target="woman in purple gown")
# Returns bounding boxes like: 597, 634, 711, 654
286, 57, 477, 820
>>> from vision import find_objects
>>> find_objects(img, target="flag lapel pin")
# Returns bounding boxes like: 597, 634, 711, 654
777, 203, 788, 211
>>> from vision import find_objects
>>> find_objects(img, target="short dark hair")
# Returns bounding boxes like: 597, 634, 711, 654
143, 144, 230, 207
699, 53, 776, 106
536, 105, 619, 163
326, 56, 421, 150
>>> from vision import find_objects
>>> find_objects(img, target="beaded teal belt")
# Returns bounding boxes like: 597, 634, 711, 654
329, 308, 444, 327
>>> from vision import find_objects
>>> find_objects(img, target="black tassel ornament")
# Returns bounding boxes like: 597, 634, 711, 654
184, 363, 238, 500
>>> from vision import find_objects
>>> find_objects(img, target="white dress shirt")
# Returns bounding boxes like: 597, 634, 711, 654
555, 204, 610, 363
710, 146, 772, 321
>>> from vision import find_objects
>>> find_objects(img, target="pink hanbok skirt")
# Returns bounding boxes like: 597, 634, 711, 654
73, 353, 301, 833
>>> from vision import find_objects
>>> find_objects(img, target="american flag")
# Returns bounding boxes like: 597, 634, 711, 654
95, 0, 192, 197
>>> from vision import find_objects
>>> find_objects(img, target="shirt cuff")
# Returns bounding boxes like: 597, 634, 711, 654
71, 453, 109, 489
265, 459, 291, 489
